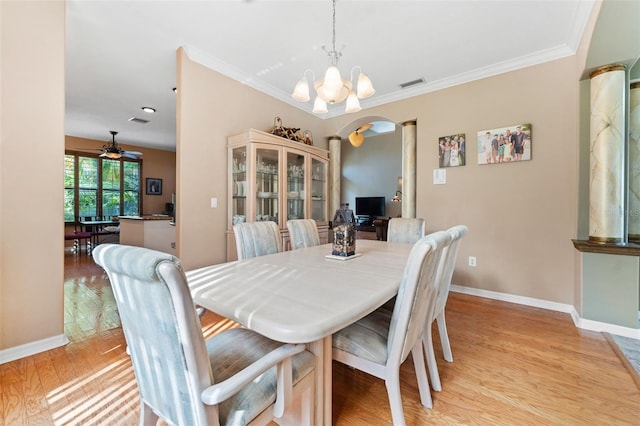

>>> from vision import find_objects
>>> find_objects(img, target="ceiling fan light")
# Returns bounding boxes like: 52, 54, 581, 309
312, 96, 328, 114
292, 77, 310, 102
348, 131, 365, 147
357, 72, 375, 99
345, 91, 361, 113
105, 152, 121, 159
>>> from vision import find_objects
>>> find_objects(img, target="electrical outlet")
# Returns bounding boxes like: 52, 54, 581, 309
468, 256, 476, 267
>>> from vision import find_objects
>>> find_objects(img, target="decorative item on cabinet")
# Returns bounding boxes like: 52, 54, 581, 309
269, 116, 301, 142
303, 130, 313, 146
268, 116, 313, 145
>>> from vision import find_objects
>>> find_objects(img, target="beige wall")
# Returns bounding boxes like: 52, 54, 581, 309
176, 48, 331, 269
65, 136, 176, 215
326, 57, 579, 304
176, 50, 581, 306
176, 50, 580, 306
1, 1, 66, 350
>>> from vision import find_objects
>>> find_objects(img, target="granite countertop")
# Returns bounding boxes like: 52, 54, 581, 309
119, 215, 173, 221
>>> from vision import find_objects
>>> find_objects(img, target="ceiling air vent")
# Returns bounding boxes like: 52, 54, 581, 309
128, 117, 149, 124
399, 78, 425, 89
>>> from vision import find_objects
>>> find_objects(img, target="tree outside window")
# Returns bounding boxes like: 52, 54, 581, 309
64, 152, 141, 222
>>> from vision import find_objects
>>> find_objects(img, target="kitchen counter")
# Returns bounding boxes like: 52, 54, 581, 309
118, 215, 173, 221
119, 216, 175, 254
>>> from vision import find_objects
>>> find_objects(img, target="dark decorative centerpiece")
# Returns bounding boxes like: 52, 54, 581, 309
268, 116, 313, 145
332, 203, 356, 257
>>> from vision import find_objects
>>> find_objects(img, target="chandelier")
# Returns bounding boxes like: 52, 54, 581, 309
291, 0, 375, 114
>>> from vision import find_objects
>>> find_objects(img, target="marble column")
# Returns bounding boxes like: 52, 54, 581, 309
402, 120, 417, 218
629, 81, 640, 242
589, 64, 626, 243
328, 136, 342, 218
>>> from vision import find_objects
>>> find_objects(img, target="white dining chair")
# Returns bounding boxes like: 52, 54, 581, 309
332, 231, 452, 426
93, 244, 316, 426
423, 224, 468, 392
387, 217, 425, 243
287, 219, 320, 250
233, 221, 282, 260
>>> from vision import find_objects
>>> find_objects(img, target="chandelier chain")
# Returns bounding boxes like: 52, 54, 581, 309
324, 0, 341, 66
331, 0, 336, 54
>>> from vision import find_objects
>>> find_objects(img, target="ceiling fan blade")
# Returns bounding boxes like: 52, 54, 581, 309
124, 151, 142, 155
348, 131, 365, 147
122, 152, 140, 159
77, 148, 104, 152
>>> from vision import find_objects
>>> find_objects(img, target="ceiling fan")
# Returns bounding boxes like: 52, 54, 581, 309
96, 131, 143, 159
348, 123, 373, 148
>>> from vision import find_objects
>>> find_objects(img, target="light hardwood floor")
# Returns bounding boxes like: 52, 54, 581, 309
1, 251, 639, 425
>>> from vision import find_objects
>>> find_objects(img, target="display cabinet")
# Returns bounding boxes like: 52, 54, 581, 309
227, 129, 329, 260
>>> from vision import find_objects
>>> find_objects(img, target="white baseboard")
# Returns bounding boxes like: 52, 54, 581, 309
450, 284, 640, 340
0, 334, 69, 364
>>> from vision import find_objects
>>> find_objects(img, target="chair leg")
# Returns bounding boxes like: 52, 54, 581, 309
436, 312, 453, 362
411, 343, 433, 408
384, 375, 407, 426
139, 401, 159, 426
423, 323, 442, 392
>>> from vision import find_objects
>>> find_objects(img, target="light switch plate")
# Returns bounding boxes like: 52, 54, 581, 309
433, 168, 446, 185
211, 197, 217, 208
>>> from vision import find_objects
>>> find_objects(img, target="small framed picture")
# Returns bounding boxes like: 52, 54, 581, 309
146, 178, 162, 195
438, 133, 466, 167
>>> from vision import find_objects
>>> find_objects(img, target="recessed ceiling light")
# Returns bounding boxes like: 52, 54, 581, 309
141, 106, 156, 113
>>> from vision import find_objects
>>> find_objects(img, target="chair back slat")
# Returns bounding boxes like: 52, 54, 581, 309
434, 225, 468, 316
388, 231, 451, 363
234, 221, 282, 260
93, 244, 215, 426
287, 219, 320, 249
387, 218, 425, 243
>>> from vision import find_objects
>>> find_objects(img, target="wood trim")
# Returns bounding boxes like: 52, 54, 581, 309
572, 239, 640, 256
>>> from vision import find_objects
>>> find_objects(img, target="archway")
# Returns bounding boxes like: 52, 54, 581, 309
329, 117, 417, 219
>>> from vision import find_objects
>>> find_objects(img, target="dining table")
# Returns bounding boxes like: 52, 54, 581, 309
79, 219, 120, 246
186, 239, 414, 425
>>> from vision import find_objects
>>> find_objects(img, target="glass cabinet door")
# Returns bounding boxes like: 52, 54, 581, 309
255, 147, 279, 223
231, 146, 247, 225
287, 151, 305, 221
311, 157, 327, 222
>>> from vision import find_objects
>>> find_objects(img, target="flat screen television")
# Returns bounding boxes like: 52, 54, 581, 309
355, 196, 385, 218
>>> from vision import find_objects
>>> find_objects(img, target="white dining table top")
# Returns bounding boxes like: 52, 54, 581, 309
186, 239, 414, 344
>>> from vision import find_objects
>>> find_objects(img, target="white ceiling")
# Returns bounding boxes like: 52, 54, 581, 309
65, 0, 596, 151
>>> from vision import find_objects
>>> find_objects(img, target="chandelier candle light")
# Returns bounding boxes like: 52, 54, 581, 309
291, 0, 375, 114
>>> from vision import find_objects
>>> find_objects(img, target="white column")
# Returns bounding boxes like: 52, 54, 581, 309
589, 64, 626, 243
402, 120, 417, 218
329, 136, 342, 218
629, 81, 640, 242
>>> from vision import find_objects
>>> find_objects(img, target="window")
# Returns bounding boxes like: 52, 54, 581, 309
64, 151, 141, 222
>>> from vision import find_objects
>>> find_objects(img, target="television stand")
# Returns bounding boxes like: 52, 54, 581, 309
355, 224, 376, 233
357, 216, 375, 227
